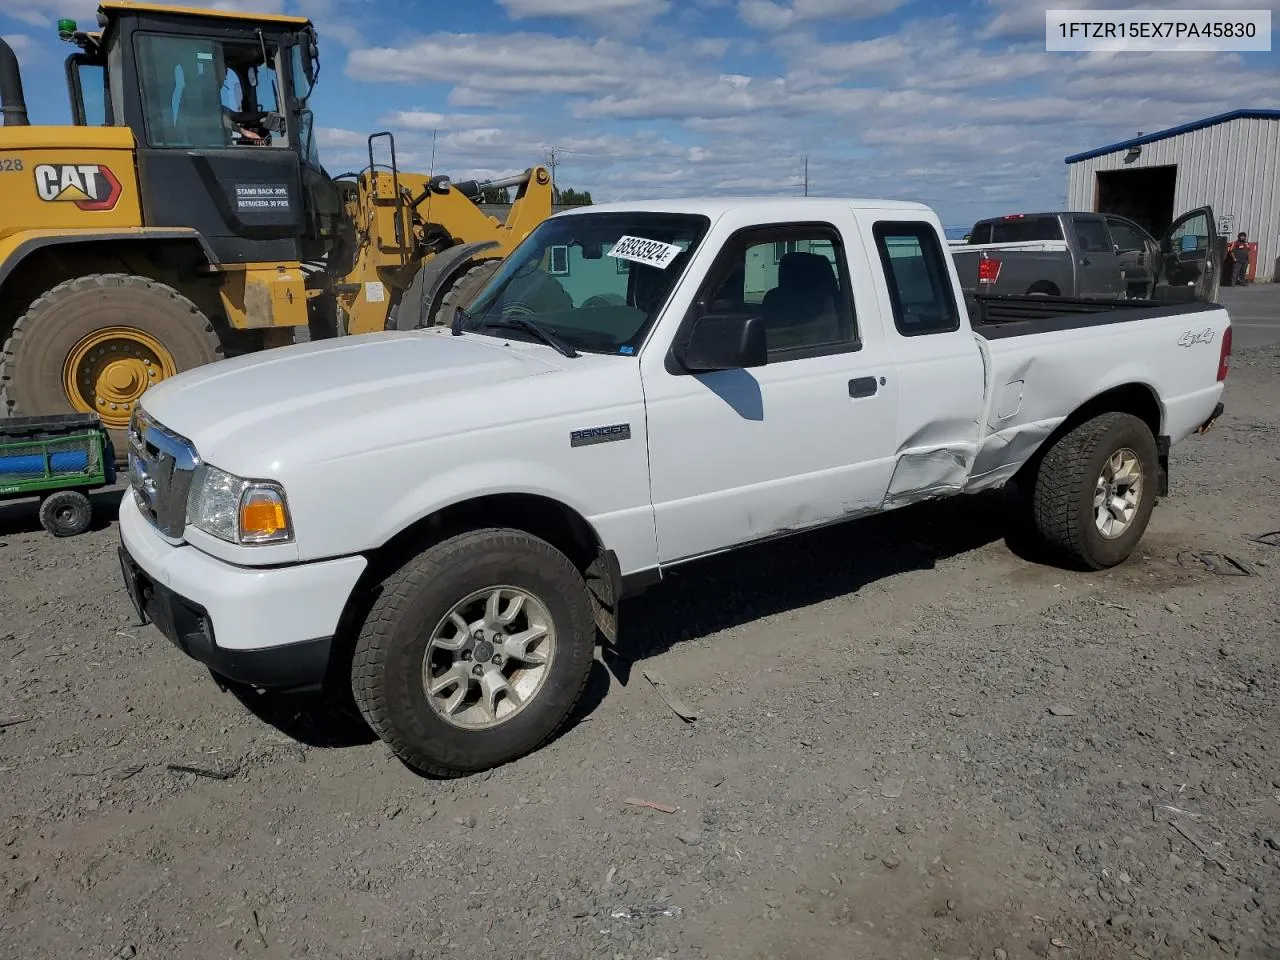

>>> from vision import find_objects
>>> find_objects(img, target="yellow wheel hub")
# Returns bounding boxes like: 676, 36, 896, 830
63, 327, 177, 429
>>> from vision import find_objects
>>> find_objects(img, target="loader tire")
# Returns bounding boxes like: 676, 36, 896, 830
350, 527, 596, 777
0, 274, 223, 460
389, 258, 502, 332
432, 259, 502, 329
1030, 411, 1158, 571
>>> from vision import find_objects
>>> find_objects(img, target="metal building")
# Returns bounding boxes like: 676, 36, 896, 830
1066, 109, 1280, 282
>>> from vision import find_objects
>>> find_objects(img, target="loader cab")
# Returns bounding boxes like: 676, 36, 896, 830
61, 1, 342, 264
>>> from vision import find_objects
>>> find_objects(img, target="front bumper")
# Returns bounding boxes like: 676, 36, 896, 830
117, 492, 367, 690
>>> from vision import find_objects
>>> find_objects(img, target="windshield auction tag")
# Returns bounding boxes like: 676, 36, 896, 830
608, 236, 684, 269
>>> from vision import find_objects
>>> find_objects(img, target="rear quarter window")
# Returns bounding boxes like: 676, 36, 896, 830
873, 221, 962, 337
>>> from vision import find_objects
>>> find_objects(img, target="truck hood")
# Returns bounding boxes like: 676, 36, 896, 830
138, 329, 571, 467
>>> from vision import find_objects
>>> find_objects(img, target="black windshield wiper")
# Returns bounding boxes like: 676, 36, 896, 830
474, 316, 579, 358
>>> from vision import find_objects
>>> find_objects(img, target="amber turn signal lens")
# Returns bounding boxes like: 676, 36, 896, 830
239, 487, 291, 543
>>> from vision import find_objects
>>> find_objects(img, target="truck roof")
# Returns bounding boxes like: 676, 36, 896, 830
972, 212, 1071, 224
553, 197, 934, 219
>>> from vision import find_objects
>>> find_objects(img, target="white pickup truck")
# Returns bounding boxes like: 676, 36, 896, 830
116, 197, 1232, 776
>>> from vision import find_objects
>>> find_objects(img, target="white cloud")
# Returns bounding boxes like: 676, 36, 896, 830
497, 0, 670, 23
295, 0, 363, 48
316, 126, 367, 148
330, 1, 1278, 227
346, 32, 672, 94
378, 110, 511, 131
1, 32, 36, 54
738, 0, 909, 31
0, 0, 96, 27
978, 0, 1270, 39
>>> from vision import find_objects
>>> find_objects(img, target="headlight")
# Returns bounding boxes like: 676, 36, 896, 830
186, 464, 293, 545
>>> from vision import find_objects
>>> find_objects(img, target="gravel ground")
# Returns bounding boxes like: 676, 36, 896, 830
2, 346, 1278, 960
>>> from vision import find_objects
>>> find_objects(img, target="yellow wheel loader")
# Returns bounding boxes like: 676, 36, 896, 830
0, 1, 553, 456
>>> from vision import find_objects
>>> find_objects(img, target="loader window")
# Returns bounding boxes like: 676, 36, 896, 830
460, 212, 711, 355
67, 55, 109, 126
136, 33, 289, 149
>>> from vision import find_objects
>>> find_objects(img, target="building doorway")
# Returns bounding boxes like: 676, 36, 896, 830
1095, 165, 1177, 236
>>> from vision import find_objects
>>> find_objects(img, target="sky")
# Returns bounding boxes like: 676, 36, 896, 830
2, 0, 1277, 229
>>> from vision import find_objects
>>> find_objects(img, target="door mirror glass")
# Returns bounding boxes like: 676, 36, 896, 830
1180, 234, 1199, 253
677, 314, 767, 372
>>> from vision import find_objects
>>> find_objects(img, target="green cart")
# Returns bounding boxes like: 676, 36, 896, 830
0, 413, 117, 537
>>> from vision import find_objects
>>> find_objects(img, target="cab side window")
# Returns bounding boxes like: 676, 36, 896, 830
1073, 218, 1113, 254
695, 224, 858, 360
872, 221, 960, 337
1105, 217, 1148, 253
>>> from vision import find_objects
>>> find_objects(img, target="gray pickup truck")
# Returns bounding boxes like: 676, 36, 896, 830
951, 206, 1223, 306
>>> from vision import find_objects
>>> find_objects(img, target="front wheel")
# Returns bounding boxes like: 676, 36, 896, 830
1030, 411, 1159, 570
350, 528, 597, 776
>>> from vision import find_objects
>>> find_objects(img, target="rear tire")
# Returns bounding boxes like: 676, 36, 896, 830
38, 489, 93, 537
1030, 412, 1158, 570
350, 528, 596, 776
0, 273, 223, 460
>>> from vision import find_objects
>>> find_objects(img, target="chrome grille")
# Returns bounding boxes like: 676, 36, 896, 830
128, 408, 200, 539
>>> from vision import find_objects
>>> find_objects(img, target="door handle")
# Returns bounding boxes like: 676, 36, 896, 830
848, 376, 878, 399
1080, 257, 1091, 266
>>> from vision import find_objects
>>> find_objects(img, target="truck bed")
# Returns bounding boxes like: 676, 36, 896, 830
970, 294, 1218, 340
963, 293, 1229, 495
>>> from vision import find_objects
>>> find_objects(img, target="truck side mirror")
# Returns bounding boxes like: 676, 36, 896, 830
675, 314, 767, 372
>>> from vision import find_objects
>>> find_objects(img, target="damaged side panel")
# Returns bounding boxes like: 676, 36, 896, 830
882, 445, 975, 509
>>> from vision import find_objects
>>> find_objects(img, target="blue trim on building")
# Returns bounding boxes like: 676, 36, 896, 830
1065, 109, 1280, 164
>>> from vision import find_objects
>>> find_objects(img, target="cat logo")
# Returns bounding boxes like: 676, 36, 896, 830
33, 163, 123, 212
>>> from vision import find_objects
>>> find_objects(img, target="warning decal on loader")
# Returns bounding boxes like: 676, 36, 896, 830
33, 163, 123, 211
607, 235, 685, 269
234, 183, 291, 211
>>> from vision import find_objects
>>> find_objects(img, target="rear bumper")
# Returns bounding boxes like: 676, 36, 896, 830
117, 492, 366, 690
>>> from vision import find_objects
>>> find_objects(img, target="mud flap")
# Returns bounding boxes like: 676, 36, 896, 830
1156, 435, 1170, 497
584, 549, 622, 646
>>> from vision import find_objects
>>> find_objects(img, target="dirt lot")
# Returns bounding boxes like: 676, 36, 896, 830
2, 344, 1279, 960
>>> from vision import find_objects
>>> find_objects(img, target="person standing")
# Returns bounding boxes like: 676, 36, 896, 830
1226, 232, 1252, 286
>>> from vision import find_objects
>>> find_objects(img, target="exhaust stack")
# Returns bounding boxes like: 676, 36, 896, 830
0, 37, 29, 126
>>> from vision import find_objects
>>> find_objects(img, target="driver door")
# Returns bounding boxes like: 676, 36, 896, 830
1152, 206, 1220, 303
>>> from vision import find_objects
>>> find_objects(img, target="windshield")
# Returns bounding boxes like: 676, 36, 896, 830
459, 212, 711, 355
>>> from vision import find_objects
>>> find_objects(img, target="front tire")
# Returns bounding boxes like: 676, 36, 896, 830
1030, 412, 1159, 570
350, 528, 596, 776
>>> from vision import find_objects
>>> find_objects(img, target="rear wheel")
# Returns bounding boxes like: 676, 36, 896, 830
1030, 411, 1158, 570
0, 274, 223, 458
350, 528, 597, 776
